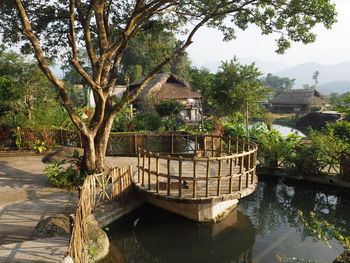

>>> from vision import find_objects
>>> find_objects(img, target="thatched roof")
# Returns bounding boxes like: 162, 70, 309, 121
130, 73, 201, 100
271, 89, 326, 105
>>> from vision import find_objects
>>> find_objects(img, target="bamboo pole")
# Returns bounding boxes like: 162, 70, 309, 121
211, 136, 214, 157
178, 156, 183, 198
148, 153, 152, 190
217, 159, 222, 196
219, 138, 222, 157
229, 158, 233, 193
171, 135, 174, 154
246, 152, 250, 188
134, 134, 137, 154
167, 156, 171, 196
195, 134, 198, 154
142, 151, 146, 186
239, 156, 244, 190
193, 157, 197, 198
228, 139, 231, 154
206, 160, 210, 197
137, 148, 141, 183
156, 154, 160, 193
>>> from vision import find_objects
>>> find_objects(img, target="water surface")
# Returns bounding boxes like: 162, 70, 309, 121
100, 178, 350, 263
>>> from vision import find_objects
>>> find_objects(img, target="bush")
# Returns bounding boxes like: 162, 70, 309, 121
45, 160, 85, 188
133, 112, 162, 131
112, 109, 133, 132
45, 151, 85, 188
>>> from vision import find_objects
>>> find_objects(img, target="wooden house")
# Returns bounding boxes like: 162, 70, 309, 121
270, 89, 328, 113
129, 73, 203, 122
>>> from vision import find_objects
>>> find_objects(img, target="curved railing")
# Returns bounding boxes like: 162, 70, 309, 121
136, 134, 258, 200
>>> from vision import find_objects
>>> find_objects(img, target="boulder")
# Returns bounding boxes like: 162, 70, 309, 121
36, 214, 71, 237
42, 147, 84, 163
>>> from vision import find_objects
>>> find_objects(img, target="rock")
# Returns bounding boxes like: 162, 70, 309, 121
87, 215, 109, 262
42, 147, 84, 163
36, 214, 71, 237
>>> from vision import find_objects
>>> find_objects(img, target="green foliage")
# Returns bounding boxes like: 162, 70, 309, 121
155, 99, 183, 118
121, 30, 191, 83
256, 129, 301, 169
45, 151, 85, 188
0, 46, 68, 129
133, 113, 162, 131
207, 58, 270, 118
112, 108, 133, 132
265, 73, 295, 94
325, 121, 350, 145
12, 127, 22, 150
32, 140, 46, 153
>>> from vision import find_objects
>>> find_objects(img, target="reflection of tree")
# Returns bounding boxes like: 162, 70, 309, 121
239, 179, 350, 239
101, 205, 256, 263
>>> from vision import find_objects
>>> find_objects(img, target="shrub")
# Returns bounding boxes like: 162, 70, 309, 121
45, 160, 85, 188
133, 112, 162, 131
45, 151, 85, 188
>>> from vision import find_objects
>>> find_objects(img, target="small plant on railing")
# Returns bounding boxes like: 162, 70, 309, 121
45, 151, 85, 188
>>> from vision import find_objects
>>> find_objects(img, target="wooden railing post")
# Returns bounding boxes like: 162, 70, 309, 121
239, 156, 244, 191
137, 148, 141, 183
142, 150, 146, 186
195, 134, 198, 154
246, 152, 250, 188
229, 158, 233, 193
193, 157, 197, 198
167, 156, 171, 196
148, 152, 152, 190
217, 159, 222, 196
178, 156, 183, 198
206, 160, 210, 197
156, 153, 160, 193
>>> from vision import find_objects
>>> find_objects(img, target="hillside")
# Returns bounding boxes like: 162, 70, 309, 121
317, 81, 350, 95
274, 61, 350, 89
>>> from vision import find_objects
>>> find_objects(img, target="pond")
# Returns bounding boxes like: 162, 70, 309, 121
99, 178, 350, 263
272, 124, 306, 137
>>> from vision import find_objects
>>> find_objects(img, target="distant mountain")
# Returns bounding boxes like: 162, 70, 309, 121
273, 61, 350, 89
238, 57, 289, 74
317, 81, 350, 95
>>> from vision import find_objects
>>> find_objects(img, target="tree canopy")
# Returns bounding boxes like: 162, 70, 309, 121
0, 0, 338, 173
208, 58, 270, 118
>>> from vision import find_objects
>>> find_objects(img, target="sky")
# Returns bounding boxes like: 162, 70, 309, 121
186, 0, 350, 70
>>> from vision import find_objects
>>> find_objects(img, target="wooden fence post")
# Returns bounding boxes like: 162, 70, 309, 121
217, 159, 222, 196
178, 156, 183, 198
193, 157, 197, 198
167, 156, 171, 196
206, 160, 210, 197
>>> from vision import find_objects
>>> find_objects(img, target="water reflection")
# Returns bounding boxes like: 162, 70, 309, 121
101, 205, 256, 263
101, 178, 350, 263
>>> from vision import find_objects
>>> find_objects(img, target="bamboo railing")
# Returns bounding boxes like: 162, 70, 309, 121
136, 135, 258, 199
66, 165, 132, 263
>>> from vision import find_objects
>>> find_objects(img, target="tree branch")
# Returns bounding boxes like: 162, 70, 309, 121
14, 0, 89, 135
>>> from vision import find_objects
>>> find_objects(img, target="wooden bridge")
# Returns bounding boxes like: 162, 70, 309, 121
134, 134, 258, 222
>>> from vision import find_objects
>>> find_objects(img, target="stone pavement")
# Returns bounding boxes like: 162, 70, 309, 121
0, 155, 138, 262
0, 236, 69, 263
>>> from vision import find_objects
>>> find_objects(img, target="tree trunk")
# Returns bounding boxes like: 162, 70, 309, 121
81, 134, 97, 174
94, 112, 115, 172
80, 111, 116, 174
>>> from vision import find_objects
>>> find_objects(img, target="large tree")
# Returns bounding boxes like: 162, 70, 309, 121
0, 0, 337, 173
